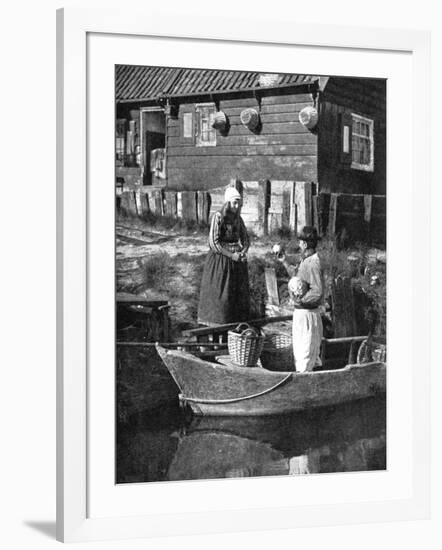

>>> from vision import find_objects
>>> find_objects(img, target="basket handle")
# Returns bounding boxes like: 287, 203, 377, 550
234, 323, 252, 333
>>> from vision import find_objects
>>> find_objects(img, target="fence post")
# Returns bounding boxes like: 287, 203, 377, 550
294, 182, 313, 233
259, 179, 270, 236
177, 192, 182, 219
312, 194, 319, 233
328, 193, 338, 236
197, 191, 210, 225
164, 191, 177, 218
138, 190, 150, 216
364, 194, 373, 244
181, 191, 198, 222
331, 275, 357, 337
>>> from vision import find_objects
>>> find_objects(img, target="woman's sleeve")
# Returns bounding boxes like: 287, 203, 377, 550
208, 212, 234, 258
239, 217, 250, 253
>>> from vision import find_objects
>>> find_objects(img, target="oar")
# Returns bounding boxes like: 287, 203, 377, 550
117, 341, 227, 348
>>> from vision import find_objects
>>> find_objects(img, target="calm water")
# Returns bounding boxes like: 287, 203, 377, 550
116, 395, 386, 483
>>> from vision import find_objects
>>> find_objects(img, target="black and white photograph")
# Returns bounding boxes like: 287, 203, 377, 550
115, 65, 387, 484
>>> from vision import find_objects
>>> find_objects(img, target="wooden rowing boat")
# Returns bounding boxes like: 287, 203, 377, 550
156, 344, 386, 416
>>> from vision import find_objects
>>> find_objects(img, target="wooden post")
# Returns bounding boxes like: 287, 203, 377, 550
232, 178, 243, 196
289, 182, 296, 232
181, 191, 198, 221
154, 189, 164, 216
305, 182, 313, 227
328, 193, 338, 236
312, 194, 319, 232
317, 193, 330, 237
164, 191, 177, 218
159, 305, 171, 342
177, 192, 183, 219
146, 189, 162, 216
265, 268, 279, 307
197, 191, 210, 225
331, 275, 357, 337
364, 194, 373, 244
259, 179, 270, 236
268, 181, 293, 234
127, 191, 138, 216
135, 190, 149, 216
294, 182, 313, 233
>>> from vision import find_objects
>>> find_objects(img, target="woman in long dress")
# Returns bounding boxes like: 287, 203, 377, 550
197, 187, 250, 326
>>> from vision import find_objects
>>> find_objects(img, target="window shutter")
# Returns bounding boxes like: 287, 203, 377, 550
340, 111, 352, 165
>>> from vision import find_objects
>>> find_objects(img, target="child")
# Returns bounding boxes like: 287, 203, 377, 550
279, 226, 324, 372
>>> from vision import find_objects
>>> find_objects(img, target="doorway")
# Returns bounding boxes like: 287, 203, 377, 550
141, 108, 166, 186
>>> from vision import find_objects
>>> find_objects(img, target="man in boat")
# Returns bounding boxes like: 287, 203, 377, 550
279, 226, 324, 372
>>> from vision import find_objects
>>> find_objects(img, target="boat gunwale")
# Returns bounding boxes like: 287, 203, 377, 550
156, 344, 385, 378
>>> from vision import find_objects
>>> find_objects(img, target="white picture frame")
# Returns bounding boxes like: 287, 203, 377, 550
56, 7, 431, 543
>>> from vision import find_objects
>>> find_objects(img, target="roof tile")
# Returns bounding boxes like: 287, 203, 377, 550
116, 66, 318, 101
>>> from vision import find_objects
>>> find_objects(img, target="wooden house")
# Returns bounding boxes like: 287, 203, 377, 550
116, 66, 386, 244
116, 66, 385, 196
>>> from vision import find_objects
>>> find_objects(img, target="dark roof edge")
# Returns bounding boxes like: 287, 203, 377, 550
116, 79, 319, 104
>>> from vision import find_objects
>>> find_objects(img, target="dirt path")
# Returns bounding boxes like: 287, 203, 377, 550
116, 223, 273, 260
116, 222, 280, 337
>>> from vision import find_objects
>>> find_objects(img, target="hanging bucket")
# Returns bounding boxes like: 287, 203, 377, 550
298, 106, 318, 130
240, 108, 260, 131
212, 111, 228, 131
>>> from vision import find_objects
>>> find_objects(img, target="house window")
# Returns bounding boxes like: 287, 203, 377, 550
116, 117, 140, 167
196, 103, 216, 146
351, 114, 374, 171
116, 119, 126, 165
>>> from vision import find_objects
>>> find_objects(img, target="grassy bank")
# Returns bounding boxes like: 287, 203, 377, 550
116, 214, 386, 339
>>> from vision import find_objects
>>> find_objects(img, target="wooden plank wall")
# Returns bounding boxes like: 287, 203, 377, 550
166, 92, 318, 191
317, 77, 386, 196
321, 192, 386, 247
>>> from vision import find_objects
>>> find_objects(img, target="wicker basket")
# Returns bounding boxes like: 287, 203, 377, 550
212, 111, 227, 131
240, 108, 260, 131
227, 323, 264, 367
298, 106, 319, 130
260, 332, 295, 371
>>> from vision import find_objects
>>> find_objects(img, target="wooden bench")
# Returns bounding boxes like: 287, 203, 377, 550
183, 314, 292, 344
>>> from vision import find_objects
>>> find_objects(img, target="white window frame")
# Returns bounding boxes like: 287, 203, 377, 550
182, 111, 193, 139
195, 102, 217, 147
351, 113, 374, 172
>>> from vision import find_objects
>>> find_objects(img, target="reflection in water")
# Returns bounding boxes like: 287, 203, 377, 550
116, 396, 386, 483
